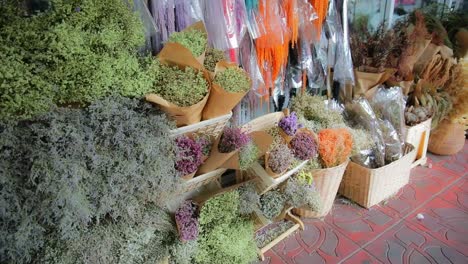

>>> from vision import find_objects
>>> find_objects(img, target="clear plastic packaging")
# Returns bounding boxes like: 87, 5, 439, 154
329, 0, 355, 86
378, 119, 403, 164
344, 97, 386, 168
132, 0, 159, 54
370, 86, 406, 143
174, 0, 203, 32
149, 0, 175, 53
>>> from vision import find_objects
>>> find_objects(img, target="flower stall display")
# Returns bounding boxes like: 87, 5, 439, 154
175, 135, 204, 180
202, 61, 251, 120
260, 190, 286, 220
175, 201, 199, 242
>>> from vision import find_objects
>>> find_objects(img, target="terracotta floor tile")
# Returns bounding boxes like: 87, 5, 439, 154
364, 221, 467, 264
439, 178, 468, 212
272, 220, 360, 264
325, 202, 398, 246
405, 197, 468, 256
341, 250, 383, 264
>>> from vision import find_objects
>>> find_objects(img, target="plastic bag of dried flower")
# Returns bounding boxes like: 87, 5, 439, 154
344, 97, 386, 168
378, 119, 403, 164
370, 86, 406, 143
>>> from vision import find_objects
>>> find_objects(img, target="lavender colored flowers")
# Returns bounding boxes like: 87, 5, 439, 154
290, 131, 317, 160
278, 112, 301, 136
218, 127, 251, 153
175, 200, 199, 241
175, 136, 203, 176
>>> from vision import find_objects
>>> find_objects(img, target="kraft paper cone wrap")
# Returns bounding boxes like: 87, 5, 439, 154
221, 131, 274, 170
196, 137, 237, 175
354, 68, 395, 96
162, 21, 207, 65
202, 61, 250, 120
264, 152, 285, 178
147, 48, 211, 127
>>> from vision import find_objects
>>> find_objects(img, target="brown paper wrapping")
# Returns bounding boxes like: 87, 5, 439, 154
162, 21, 207, 65
146, 93, 209, 127
221, 131, 274, 170
414, 44, 441, 75
181, 171, 196, 181
196, 137, 237, 175
354, 68, 395, 96
202, 61, 250, 120
147, 44, 212, 127
399, 39, 432, 79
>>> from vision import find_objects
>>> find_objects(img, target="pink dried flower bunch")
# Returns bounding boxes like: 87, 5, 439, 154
290, 131, 318, 160
175, 136, 203, 176
268, 144, 294, 174
278, 112, 302, 136
175, 200, 199, 241
218, 127, 251, 153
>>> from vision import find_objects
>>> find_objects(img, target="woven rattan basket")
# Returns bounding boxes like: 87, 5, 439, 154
292, 160, 349, 218
169, 112, 232, 138
403, 118, 431, 167
339, 144, 416, 208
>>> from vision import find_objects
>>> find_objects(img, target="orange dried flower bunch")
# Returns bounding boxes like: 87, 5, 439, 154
255, 0, 290, 88
317, 128, 353, 168
309, 0, 328, 40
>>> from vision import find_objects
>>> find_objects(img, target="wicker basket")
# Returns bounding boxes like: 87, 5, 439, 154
292, 160, 349, 218
339, 144, 416, 208
403, 118, 431, 167
169, 112, 232, 138
428, 120, 465, 155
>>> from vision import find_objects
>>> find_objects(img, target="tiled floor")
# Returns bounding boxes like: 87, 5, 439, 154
259, 141, 468, 264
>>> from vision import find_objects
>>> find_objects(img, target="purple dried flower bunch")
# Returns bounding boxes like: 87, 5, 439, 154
175, 136, 203, 176
290, 131, 318, 160
268, 144, 294, 174
218, 127, 251, 153
195, 134, 212, 156
175, 200, 199, 241
278, 112, 302, 136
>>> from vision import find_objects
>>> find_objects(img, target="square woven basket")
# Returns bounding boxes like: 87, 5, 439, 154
339, 144, 416, 208
169, 112, 232, 138
403, 118, 432, 167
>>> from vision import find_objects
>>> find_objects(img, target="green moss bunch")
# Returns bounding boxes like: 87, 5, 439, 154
153, 65, 208, 107
291, 94, 345, 131
214, 67, 251, 93
204, 47, 226, 71
239, 142, 260, 170
284, 178, 322, 212
0, 0, 157, 120
197, 191, 257, 264
168, 29, 207, 57
260, 190, 286, 220
0, 96, 182, 263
